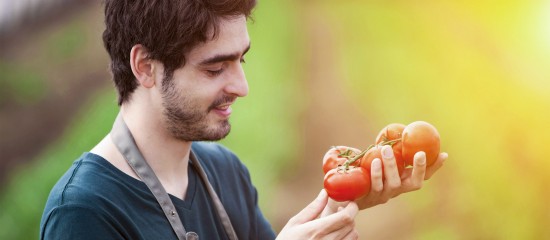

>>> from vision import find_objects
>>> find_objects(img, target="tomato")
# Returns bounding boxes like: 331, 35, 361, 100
375, 123, 406, 154
401, 121, 440, 167
359, 145, 405, 177
376, 123, 406, 142
324, 166, 371, 202
322, 146, 361, 174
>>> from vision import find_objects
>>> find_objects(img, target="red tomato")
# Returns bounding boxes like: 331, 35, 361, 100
324, 166, 371, 202
402, 121, 440, 167
359, 145, 405, 177
322, 146, 361, 174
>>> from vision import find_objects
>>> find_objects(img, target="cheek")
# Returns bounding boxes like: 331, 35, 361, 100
176, 86, 218, 111
170, 70, 227, 109
188, 83, 224, 106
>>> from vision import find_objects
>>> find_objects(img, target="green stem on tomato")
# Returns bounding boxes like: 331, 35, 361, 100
340, 139, 403, 171
343, 144, 375, 169
381, 138, 401, 146
338, 148, 354, 158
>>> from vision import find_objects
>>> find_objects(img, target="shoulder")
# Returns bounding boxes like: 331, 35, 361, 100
43, 154, 96, 207
41, 154, 128, 239
42, 153, 140, 223
41, 203, 123, 240
46, 153, 127, 203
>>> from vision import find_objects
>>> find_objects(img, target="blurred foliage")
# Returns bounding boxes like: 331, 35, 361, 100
319, 0, 550, 239
44, 20, 87, 62
221, 0, 304, 217
0, 89, 119, 240
0, 7, 100, 107
0, 61, 47, 105
0, 0, 301, 238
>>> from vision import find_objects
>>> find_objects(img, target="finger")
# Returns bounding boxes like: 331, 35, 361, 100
322, 221, 355, 240
341, 229, 359, 240
409, 151, 427, 191
320, 199, 347, 218
380, 145, 401, 189
355, 159, 383, 210
370, 158, 384, 194
425, 152, 448, 180
399, 167, 413, 180
309, 202, 358, 233
289, 189, 328, 225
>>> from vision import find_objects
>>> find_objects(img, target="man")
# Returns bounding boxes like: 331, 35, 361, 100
40, 0, 447, 239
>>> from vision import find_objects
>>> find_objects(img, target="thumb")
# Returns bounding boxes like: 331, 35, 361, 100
289, 189, 328, 225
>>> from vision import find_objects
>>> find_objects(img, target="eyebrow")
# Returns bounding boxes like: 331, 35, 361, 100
198, 42, 251, 66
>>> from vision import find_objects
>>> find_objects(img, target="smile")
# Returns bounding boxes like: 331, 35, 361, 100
212, 102, 234, 118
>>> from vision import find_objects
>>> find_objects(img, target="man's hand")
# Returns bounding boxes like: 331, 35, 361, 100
356, 145, 447, 209
322, 145, 447, 212
277, 190, 359, 240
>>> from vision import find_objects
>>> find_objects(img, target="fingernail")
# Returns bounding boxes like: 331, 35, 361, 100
372, 158, 382, 171
318, 189, 327, 199
416, 152, 426, 165
382, 145, 393, 159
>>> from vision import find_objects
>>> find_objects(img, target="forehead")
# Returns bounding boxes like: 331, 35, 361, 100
186, 16, 250, 62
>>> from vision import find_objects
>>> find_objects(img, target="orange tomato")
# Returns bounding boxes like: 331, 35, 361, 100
360, 145, 405, 177
401, 121, 440, 167
375, 123, 406, 154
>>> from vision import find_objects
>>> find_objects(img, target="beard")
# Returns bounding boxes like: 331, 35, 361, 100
160, 76, 235, 142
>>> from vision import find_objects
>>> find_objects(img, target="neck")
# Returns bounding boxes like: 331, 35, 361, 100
92, 89, 193, 199
120, 105, 192, 183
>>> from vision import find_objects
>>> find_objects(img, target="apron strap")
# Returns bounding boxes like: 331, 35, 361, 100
111, 114, 189, 239
190, 152, 238, 240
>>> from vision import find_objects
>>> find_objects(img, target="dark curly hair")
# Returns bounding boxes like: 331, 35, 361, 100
102, 0, 257, 105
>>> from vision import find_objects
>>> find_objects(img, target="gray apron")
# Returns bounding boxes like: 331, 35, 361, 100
111, 114, 238, 240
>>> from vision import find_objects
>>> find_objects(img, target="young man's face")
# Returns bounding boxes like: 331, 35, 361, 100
160, 16, 250, 142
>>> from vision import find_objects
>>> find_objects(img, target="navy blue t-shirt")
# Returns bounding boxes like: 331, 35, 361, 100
40, 142, 276, 240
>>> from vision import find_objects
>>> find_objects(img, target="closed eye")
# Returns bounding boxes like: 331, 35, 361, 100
206, 68, 224, 77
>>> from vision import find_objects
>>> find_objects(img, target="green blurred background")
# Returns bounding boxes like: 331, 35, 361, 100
1, 0, 549, 239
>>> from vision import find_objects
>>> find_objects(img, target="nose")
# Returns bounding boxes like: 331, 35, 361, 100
225, 63, 249, 97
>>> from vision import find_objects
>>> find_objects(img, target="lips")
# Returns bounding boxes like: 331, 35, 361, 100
212, 101, 234, 118
215, 102, 232, 110
209, 95, 237, 118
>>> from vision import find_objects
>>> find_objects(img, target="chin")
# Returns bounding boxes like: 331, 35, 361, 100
176, 120, 231, 142
206, 121, 231, 141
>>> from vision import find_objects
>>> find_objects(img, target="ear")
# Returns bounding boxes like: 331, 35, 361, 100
130, 44, 156, 88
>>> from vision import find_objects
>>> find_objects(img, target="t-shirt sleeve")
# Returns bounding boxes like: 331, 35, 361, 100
41, 204, 124, 240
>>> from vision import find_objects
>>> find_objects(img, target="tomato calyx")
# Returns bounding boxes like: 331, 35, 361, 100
324, 146, 362, 172
337, 148, 356, 158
